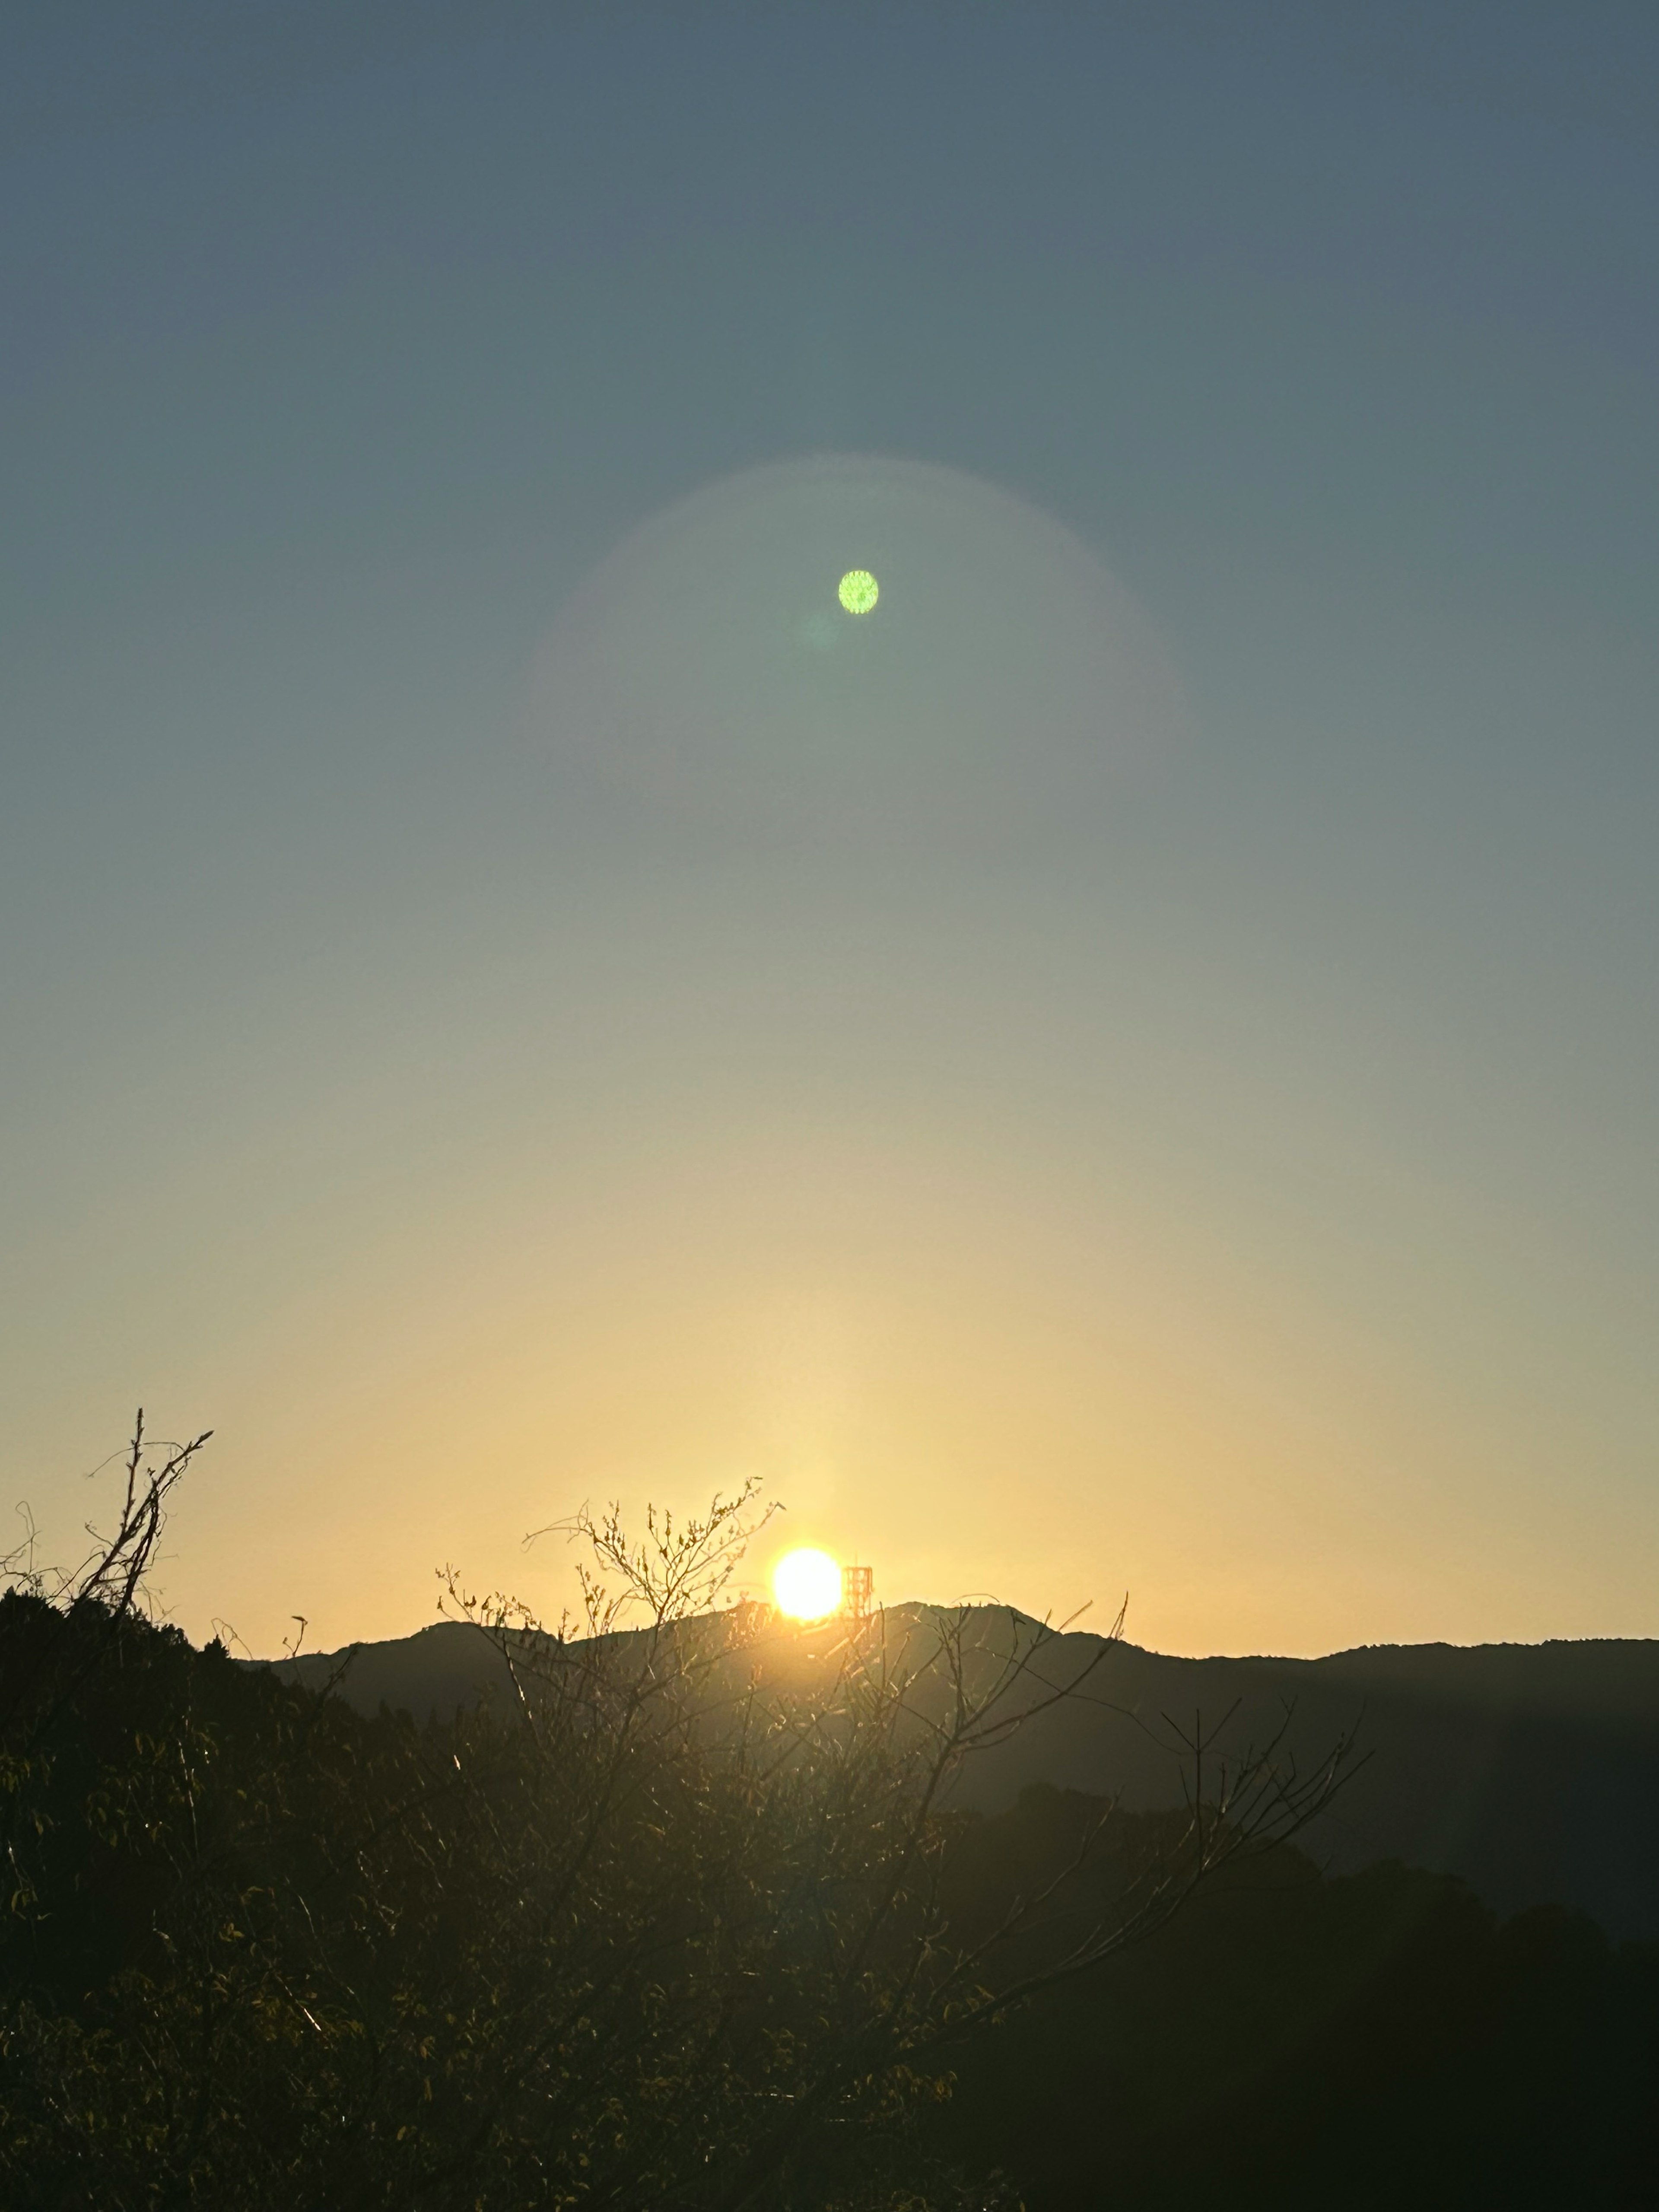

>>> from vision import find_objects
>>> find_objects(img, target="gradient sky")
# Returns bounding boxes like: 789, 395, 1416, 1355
5, 2, 1658, 1658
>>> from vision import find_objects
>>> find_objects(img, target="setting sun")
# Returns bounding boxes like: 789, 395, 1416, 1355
772, 1547, 842, 1621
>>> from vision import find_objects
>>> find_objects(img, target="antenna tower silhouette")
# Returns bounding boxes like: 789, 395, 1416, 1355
840, 1563, 874, 1618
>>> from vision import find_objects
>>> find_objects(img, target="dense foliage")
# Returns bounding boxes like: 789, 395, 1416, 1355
0, 1430, 1335, 2212
9, 1426, 1645, 2209
0, 1586, 992, 2210
932, 1783, 1659, 2209
0, 1587, 957, 2208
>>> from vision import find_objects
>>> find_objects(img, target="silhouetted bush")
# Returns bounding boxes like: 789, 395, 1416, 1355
32, 1425, 1645, 2207
929, 1782, 1659, 2210
0, 1426, 1346, 2210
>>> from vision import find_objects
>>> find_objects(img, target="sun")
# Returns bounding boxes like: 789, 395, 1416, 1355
772, 1547, 842, 1621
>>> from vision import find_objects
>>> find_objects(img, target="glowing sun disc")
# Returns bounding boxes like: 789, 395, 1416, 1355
837, 568, 879, 614
772, 1547, 842, 1621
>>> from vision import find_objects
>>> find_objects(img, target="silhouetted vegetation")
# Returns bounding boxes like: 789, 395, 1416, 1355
928, 1783, 1659, 2209
0, 1421, 1348, 2210
3, 1422, 1652, 2207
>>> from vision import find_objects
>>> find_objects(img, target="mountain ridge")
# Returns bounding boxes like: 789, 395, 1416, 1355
248, 1615, 1659, 1940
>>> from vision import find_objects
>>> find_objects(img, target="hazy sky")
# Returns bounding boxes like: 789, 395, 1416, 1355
5, 2, 1658, 1658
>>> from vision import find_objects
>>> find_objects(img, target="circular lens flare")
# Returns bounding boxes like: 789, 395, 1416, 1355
772, 1547, 842, 1621
837, 568, 878, 614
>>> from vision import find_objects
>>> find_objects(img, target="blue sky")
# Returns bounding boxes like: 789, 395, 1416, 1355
3, 2, 1657, 1654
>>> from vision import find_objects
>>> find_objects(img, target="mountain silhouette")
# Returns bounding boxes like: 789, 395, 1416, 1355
258, 1612, 1659, 1939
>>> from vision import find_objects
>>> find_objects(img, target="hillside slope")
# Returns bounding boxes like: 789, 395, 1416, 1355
255, 1616, 1659, 1939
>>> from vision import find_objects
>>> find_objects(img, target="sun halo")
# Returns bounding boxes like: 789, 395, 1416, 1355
772, 1547, 842, 1622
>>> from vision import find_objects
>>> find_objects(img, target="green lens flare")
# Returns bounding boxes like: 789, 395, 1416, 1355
837, 569, 879, 615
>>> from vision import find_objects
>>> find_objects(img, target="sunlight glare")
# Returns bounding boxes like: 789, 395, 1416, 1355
772, 1547, 842, 1621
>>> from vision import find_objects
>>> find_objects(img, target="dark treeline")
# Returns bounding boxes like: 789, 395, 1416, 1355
931, 1783, 1659, 2208
0, 1437, 1335, 2212
3, 1425, 1653, 2207
262, 1614, 1659, 1947
3, 1589, 1656, 2208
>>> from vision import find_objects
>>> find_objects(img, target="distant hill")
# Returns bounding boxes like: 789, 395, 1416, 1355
254, 1615, 1659, 1940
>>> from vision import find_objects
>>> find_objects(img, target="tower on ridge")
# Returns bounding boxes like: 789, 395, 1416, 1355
840, 1564, 874, 1619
